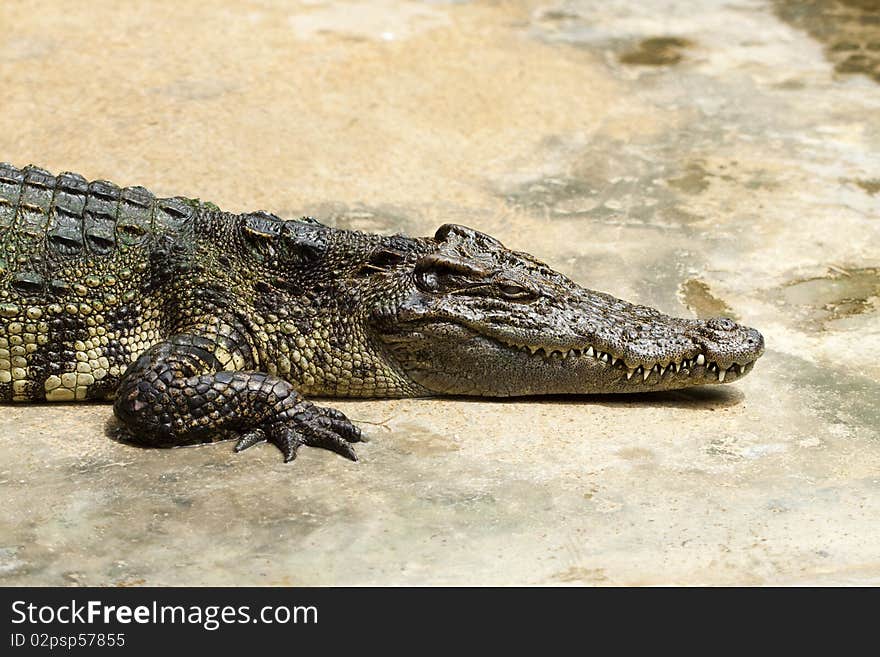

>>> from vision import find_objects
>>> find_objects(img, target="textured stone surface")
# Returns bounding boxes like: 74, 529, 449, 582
0, 0, 878, 585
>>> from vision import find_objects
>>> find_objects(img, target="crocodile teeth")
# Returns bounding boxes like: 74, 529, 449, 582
509, 340, 744, 384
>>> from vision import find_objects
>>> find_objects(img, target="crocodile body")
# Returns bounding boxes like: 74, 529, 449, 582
0, 163, 765, 462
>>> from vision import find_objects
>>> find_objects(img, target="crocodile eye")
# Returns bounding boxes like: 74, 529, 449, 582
416, 271, 441, 293
497, 283, 534, 301
414, 253, 490, 294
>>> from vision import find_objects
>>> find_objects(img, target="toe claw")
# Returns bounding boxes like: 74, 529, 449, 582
335, 419, 363, 443
342, 443, 358, 462
319, 416, 363, 444
234, 403, 363, 464
303, 425, 360, 461
234, 428, 266, 453
267, 427, 302, 463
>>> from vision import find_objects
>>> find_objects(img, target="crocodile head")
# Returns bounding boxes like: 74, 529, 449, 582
369, 224, 764, 396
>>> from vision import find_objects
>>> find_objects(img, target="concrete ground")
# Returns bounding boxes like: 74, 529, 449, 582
0, 0, 878, 585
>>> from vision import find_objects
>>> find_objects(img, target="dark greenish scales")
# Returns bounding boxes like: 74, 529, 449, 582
0, 163, 765, 462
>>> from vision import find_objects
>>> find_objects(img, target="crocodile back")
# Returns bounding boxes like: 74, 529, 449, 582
0, 163, 203, 401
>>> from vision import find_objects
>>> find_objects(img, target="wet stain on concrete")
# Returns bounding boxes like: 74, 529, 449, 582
619, 37, 693, 66
773, 351, 880, 432
668, 162, 714, 195
502, 176, 601, 217
774, 0, 880, 83
774, 266, 880, 329
496, 137, 784, 234
496, 139, 710, 228
668, 161, 776, 195
534, 8, 582, 23
849, 178, 880, 195
388, 422, 461, 456
679, 278, 738, 320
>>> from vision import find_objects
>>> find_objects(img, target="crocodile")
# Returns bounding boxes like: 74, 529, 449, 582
0, 163, 765, 462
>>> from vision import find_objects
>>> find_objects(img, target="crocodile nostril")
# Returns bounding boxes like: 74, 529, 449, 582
707, 317, 736, 331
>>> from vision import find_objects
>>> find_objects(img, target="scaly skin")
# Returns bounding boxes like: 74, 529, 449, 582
0, 163, 765, 462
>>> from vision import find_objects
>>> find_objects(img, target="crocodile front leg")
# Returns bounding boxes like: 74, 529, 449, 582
113, 334, 362, 462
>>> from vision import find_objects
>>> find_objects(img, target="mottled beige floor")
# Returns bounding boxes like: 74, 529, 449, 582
0, 0, 878, 585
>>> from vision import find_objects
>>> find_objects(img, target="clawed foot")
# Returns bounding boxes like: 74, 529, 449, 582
233, 403, 363, 463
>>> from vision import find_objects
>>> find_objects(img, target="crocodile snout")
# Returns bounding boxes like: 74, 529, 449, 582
693, 317, 765, 369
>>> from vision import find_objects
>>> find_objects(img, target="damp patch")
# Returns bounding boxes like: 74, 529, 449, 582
619, 37, 693, 66
667, 163, 714, 195
773, 0, 880, 84
679, 279, 738, 320
848, 178, 880, 195
774, 266, 880, 329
